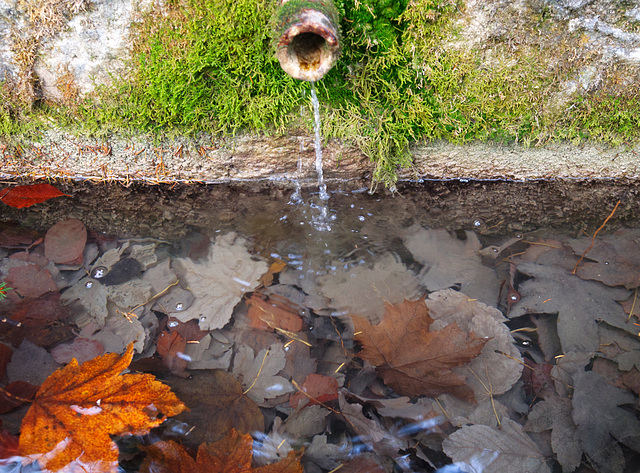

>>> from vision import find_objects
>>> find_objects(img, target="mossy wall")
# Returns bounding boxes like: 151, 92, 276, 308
2, 0, 640, 188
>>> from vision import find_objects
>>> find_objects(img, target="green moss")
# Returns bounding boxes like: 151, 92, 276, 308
85, 0, 303, 135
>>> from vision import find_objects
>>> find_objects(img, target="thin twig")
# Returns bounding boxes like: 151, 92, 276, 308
627, 287, 638, 323
243, 347, 270, 395
572, 200, 621, 274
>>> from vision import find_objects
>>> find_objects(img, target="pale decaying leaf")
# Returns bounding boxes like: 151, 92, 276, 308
78, 307, 157, 354
571, 370, 640, 473
305, 434, 352, 472
510, 263, 633, 353
338, 392, 407, 456
172, 233, 268, 330
526, 397, 582, 473
443, 417, 551, 473
568, 229, 640, 289
403, 227, 500, 306
426, 289, 523, 399
232, 342, 293, 406
597, 324, 640, 371
64, 277, 155, 352
184, 332, 233, 370
312, 253, 422, 323
283, 404, 330, 439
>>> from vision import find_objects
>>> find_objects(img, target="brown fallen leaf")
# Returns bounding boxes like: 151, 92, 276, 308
0, 380, 39, 414
247, 292, 303, 333
0, 343, 12, 379
44, 218, 87, 265
289, 373, 339, 409
156, 330, 189, 377
18, 343, 187, 472
165, 370, 264, 446
0, 430, 20, 459
5, 263, 57, 300
352, 299, 487, 401
141, 429, 303, 473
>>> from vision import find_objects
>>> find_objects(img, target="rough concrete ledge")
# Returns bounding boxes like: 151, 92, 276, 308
1, 131, 639, 189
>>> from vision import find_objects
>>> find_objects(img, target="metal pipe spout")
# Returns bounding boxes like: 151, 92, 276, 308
274, 0, 341, 81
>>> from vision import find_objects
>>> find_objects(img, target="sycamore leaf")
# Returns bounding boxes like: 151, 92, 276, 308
525, 397, 582, 473
569, 229, 640, 289
403, 227, 500, 307
443, 417, 551, 473
232, 342, 294, 406
141, 429, 303, 473
0, 183, 67, 209
352, 299, 487, 401
572, 370, 640, 473
18, 343, 187, 472
509, 263, 633, 352
426, 289, 523, 399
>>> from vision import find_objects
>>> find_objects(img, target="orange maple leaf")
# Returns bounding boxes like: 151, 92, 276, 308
18, 343, 187, 472
352, 299, 487, 401
141, 429, 303, 473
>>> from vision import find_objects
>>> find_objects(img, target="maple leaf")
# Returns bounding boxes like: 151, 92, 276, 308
0, 183, 67, 209
141, 429, 303, 473
18, 343, 187, 472
443, 417, 551, 473
569, 229, 640, 289
352, 299, 487, 401
509, 263, 634, 352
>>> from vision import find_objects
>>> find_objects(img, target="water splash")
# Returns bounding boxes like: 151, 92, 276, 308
288, 138, 304, 205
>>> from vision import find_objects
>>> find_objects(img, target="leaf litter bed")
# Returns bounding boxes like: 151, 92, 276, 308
0, 180, 640, 473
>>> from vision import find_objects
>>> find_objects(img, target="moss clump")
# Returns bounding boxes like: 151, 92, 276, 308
82, 0, 302, 135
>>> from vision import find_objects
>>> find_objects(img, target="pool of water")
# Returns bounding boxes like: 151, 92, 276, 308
1, 179, 640, 473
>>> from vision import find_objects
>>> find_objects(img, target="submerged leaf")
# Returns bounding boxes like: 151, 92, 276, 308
141, 429, 303, 473
352, 299, 486, 401
572, 370, 640, 473
443, 417, 551, 473
232, 342, 294, 406
166, 370, 264, 445
315, 252, 422, 323
510, 263, 633, 352
44, 218, 87, 265
173, 233, 268, 330
569, 229, 640, 289
426, 289, 523, 399
0, 183, 67, 209
403, 227, 500, 306
18, 343, 187, 471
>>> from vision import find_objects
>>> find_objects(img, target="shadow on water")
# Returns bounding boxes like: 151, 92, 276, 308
1, 178, 640, 472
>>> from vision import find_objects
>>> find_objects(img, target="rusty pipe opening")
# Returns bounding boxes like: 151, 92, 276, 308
275, 1, 341, 82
